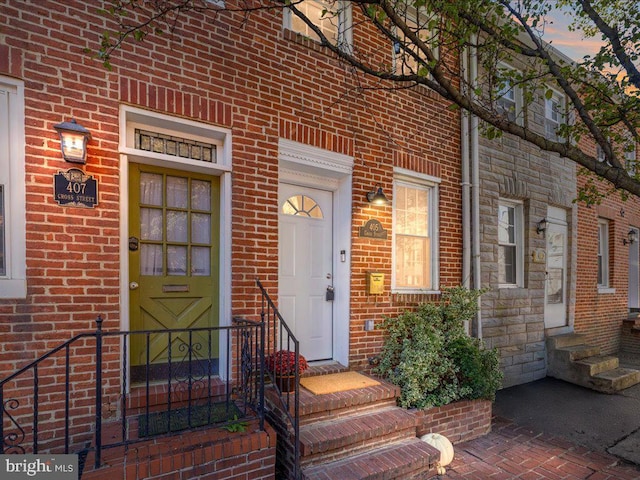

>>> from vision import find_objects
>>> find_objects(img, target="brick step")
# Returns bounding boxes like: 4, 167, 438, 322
574, 355, 619, 376
80, 418, 275, 479
297, 378, 400, 426
547, 333, 587, 350
300, 406, 417, 467
590, 367, 640, 394
302, 437, 439, 480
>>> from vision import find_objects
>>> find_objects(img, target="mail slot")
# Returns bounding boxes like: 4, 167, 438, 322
366, 272, 384, 295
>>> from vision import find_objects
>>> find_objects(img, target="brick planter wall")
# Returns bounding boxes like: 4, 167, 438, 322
413, 399, 492, 444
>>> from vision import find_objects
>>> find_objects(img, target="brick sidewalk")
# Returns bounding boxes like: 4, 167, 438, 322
443, 416, 640, 479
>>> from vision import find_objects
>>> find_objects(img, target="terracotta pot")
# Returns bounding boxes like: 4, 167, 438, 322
275, 374, 296, 393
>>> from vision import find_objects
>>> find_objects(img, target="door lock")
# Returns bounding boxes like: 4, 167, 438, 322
129, 282, 139, 290
326, 285, 335, 301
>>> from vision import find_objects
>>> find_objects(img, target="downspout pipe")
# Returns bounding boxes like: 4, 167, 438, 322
470, 33, 482, 340
461, 44, 472, 335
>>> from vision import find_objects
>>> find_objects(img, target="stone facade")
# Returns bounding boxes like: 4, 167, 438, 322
477, 80, 577, 388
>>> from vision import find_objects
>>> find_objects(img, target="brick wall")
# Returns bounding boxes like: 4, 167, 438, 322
413, 399, 492, 444
575, 171, 640, 354
0, 0, 463, 440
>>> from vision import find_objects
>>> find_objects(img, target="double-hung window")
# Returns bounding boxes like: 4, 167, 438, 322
544, 89, 565, 141
285, 0, 352, 49
393, 7, 439, 76
498, 200, 523, 287
495, 64, 523, 125
0, 77, 26, 298
597, 218, 610, 288
393, 170, 439, 292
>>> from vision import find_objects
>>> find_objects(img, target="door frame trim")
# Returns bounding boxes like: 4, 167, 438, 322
279, 139, 354, 367
119, 105, 233, 383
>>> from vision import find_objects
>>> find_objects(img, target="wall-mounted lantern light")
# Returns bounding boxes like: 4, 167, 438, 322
623, 229, 638, 245
536, 218, 548, 236
54, 118, 91, 164
366, 186, 389, 206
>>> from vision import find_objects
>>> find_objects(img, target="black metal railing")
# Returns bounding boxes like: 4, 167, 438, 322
256, 278, 302, 479
0, 316, 265, 471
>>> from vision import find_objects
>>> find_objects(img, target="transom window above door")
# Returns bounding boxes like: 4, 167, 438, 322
282, 194, 324, 219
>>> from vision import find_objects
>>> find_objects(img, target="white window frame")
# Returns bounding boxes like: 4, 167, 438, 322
284, 0, 353, 50
0, 77, 26, 299
597, 218, 610, 289
495, 63, 523, 126
544, 88, 565, 141
392, 168, 440, 294
497, 199, 524, 288
392, 7, 439, 76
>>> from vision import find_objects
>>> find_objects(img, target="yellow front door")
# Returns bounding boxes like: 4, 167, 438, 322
129, 164, 220, 381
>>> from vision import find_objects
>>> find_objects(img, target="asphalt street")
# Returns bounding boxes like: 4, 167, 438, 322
493, 361, 640, 466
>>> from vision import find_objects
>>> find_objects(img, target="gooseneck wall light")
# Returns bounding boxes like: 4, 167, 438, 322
536, 218, 548, 236
54, 118, 91, 164
623, 229, 638, 246
366, 186, 389, 206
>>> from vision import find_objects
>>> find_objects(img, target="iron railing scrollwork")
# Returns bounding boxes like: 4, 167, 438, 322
0, 315, 266, 472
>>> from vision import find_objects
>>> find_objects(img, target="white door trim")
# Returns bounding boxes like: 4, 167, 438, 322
278, 139, 353, 366
119, 105, 233, 382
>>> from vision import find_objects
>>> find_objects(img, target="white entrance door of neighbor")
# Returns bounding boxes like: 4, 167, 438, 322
544, 207, 568, 329
278, 183, 334, 361
629, 227, 640, 310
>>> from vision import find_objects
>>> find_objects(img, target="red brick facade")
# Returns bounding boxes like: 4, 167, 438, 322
0, 0, 462, 402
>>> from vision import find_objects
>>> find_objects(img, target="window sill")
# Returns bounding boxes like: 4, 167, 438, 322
598, 287, 616, 295
0, 278, 27, 299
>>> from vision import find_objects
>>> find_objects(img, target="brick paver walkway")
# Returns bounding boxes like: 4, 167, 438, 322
444, 417, 640, 479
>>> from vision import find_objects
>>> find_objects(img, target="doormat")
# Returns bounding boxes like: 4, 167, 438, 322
138, 402, 243, 437
300, 371, 380, 395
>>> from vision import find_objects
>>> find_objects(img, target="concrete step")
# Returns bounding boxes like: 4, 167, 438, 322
547, 333, 587, 350
590, 367, 640, 394
300, 406, 418, 467
555, 344, 601, 362
302, 437, 439, 480
574, 355, 619, 376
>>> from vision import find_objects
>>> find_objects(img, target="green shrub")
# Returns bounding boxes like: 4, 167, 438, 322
373, 286, 502, 409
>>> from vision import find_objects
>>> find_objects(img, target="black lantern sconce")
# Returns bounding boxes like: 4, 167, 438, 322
623, 230, 638, 246
366, 186, 389, 206
54, 118, 91, 164
536, 218, 548, 236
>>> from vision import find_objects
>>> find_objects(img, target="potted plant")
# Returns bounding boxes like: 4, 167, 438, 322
266, 350, 308, 393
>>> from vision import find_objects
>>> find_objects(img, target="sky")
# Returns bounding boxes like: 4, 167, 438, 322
542, 9, 603, 61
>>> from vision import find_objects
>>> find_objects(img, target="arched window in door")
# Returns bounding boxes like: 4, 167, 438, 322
282, 194, 324, 219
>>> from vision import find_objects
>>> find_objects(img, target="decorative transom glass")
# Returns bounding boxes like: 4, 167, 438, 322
135, 129, 216, 163
282, 195, 323, 218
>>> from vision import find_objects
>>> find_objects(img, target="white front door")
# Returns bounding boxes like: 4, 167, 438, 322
544, 207, 568, 329
629, 227, 639, 310
278, 183, 333, 361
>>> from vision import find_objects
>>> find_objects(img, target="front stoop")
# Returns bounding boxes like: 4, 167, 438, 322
295, 374, 439, 480
547, 333, 640, 393
80, 418, 277, 480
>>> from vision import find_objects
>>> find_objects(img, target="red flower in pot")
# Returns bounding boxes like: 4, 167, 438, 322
266, 350, 308, 392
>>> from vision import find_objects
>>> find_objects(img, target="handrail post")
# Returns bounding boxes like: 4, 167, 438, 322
94, 315, 103, 469
258, 318, 265, 431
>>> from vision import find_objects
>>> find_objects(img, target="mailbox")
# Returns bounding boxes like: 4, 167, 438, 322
367, 272, 385, 295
